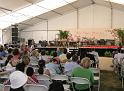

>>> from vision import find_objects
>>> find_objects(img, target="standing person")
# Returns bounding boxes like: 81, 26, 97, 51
72, 57, 94, 91
87, 49, 99, 68
9, 71, 28, 91
56, 48, 62, 56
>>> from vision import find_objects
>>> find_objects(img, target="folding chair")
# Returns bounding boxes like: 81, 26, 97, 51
51, 75, 68, 81
90, 68, 100, 91
4, 85, 10, 91
71, 77, 91, 91
121, 65, 124, 88
51, 75, 70, 91
34, 67, 39, 74
24, 84, 48, 91
112, 58, 119, 74
36, 74, 51, 81
36, 74, 51, 87
0, 84, 4, 91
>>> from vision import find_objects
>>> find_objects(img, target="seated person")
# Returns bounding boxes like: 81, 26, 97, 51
26, 67, 38, 83
38, 59, 50, 76
9, 71, 28, 91
64, 54, 80, 76
59, 48, 67, 63
30, 49, 39, 65
46, 58, 61, 76
71, 57, 94, 91
38, 60, 51, 87
49, 81, 64, 91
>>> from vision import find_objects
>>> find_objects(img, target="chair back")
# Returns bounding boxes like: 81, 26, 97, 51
24, 84, 48, 91
90, 68, 100, 75
51, 75, 68, 81
36, 74, 51, 81
71, 77, 91, 91
4, 85, 10, 91
0, 84, 4, 91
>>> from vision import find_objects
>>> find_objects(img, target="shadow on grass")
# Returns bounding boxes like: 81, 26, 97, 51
100, 70, 124, 91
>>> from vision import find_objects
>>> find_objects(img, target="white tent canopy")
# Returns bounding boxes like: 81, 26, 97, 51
0, 0, 124, 30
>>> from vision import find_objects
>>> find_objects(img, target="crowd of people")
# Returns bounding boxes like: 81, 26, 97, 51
0, 44, 99, 91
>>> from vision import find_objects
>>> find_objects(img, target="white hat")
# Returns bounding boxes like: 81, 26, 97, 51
9, 71, 28, 89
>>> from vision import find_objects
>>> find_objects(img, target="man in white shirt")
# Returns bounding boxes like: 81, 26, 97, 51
88, 49, 99, 67
114, 49, 124, 65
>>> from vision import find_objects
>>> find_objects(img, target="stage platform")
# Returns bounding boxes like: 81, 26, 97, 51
36, 45, 119, 57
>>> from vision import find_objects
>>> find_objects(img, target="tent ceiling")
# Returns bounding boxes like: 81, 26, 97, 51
0, 0, 124, 30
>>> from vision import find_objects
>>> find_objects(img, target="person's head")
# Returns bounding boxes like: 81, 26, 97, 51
52, 51, 57, 57
9, 71, 28, 89
16, 63, 25, 72
80, 57, 91, 68
72, 54, 78, 62
41, 50, 46, 55
8, 48, 13, 54
38, 59, 45, 68
31, 49, 39, 57
13, 48, 20, 55
26, 67, 34, 76
66, 52, 71, 60
22, 55, 30, 66
7, 55, 13, 61
52, 57, 60, 64
48, 81, 64, 91
63, 48, 67, 54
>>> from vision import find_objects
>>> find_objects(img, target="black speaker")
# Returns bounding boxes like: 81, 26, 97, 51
28, 39, 33, 46
12, 28, 18, 44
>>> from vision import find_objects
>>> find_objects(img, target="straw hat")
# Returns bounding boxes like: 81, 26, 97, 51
9, 71, 28, 89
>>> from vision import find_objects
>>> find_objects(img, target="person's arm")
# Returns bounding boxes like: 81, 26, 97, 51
0, 71, 10, 75
27, 76, 37, 84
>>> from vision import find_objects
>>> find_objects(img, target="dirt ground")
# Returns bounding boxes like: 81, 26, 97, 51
99, 57, 113, 71
99, 57, 124, 91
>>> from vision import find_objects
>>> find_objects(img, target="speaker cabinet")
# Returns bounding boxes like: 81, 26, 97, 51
12, 28, 18, 44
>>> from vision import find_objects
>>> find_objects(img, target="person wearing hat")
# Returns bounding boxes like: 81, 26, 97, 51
9, 71, 28, 91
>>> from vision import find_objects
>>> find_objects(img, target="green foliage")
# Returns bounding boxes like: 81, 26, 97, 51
58, 30, 69, 39
104, 51, 112, 57
114, 28, 124, 46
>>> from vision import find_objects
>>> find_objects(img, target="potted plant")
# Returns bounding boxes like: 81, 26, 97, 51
57, 30, 70, 47
114, 28, 124, 46
58, 30, 69, 40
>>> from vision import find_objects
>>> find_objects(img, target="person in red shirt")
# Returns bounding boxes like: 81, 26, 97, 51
26, 67, 38, 83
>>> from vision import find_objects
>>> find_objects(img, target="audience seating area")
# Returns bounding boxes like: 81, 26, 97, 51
0, 45, 101, 91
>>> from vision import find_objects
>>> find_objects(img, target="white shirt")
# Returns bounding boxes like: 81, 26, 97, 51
88, 51, 99, 63
114, 53, 124, 64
